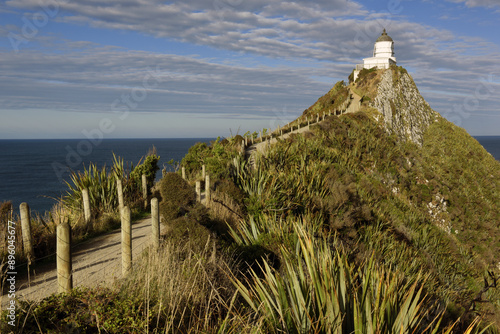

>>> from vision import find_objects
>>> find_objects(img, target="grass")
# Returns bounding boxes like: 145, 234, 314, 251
3, 218, 492, 333
0, 151, 159, 298
2, 67, 500, 333
224, 110, 500, 331
230, 223, 439, 334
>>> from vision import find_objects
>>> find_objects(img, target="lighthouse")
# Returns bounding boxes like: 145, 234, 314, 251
353, 29, 396, 81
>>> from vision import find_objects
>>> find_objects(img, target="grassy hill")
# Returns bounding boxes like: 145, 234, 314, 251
4, 66, 500, 333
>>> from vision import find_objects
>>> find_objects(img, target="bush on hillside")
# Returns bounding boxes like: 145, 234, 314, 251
130, 151, 160, 191
180, 137, 251, 180
215, 179, 246, 208
159, 172, 195, 221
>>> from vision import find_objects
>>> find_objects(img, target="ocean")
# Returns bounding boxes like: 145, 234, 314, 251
0, 138, 213, 214
0, 137, 499, 215
475, 136, 500, 162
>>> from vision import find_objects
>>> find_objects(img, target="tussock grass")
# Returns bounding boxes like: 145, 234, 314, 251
3, 71, 500, 332
119, 238, 237, 333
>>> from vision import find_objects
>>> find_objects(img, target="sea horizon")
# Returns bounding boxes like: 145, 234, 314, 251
0, 138, 216, 214
1, 136, 498, 215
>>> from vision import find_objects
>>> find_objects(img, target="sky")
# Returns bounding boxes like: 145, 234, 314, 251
0, 0, 499, 139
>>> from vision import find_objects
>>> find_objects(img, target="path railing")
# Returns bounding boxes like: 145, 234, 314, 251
3, 173, 161, 298
5, 106, 352, 299
240, 107, 348, 153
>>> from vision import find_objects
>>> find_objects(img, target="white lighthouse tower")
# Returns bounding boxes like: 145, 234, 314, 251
353, 29, 396, 81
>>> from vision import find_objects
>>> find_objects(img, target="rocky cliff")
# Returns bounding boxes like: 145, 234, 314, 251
370, 67, 439, 145
304, 66, 440, 146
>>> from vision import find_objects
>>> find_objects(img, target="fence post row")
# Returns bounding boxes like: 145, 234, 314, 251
19, 202, 33, 261
82, 188, 91, 223
121, 206, 132, 277
151, 198, 160, 250
57, 221, 72, 293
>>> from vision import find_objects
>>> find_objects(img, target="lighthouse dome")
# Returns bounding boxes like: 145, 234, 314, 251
376, 29, 393, 42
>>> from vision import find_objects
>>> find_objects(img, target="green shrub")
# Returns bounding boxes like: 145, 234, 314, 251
3, 287, 147, 333
159, 172, 196, 221
230, 225, 438, 334
215, 178, 246, 208
165, 215, 214, 254
181, 142, 209, 176
130, 151, 160, 191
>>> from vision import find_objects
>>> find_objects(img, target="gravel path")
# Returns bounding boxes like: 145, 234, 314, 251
1, 216, 158, 309
245, 91, 362, 165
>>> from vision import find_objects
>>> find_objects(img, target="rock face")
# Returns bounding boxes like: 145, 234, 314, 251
371, 68, 438, 145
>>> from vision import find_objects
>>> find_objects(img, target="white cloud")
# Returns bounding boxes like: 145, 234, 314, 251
2, 0, 500, 135
0, 39, 332, 117
447, 0, 500, 8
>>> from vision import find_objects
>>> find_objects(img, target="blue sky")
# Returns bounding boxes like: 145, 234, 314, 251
1, 0, 499, 139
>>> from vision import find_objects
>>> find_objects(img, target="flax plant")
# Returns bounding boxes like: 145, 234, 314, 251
230, 223, 451, 334
62, 162, 118, 217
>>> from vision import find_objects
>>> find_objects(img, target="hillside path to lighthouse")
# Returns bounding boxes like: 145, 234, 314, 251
245, 90, 362, 163
1, 216, 161, 309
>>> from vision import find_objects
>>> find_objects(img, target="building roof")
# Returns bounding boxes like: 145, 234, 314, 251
376, 29, 393, 42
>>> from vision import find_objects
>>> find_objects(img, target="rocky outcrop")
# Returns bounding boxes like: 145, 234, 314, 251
371, 68, 439, 145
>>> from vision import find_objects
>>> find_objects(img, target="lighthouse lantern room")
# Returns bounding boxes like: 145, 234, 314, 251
353, 29, 396, 81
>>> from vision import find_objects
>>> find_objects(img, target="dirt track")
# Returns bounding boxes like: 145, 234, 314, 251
1, 216, 158, 309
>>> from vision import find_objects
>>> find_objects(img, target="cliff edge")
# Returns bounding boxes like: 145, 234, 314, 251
370, 67, 439, 145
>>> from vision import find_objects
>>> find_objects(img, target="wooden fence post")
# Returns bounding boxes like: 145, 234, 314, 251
142, 174, 148, 209
116, 178, 124, 212
19, 202, 33, 261
121, 206, 132, 276
205, 174, 211, 204
196, 181, 201, 203
57, 221, 72, 293
181, 167, 186, 180
202, 164, 206, 179
151, 198, 160, 250
82, 188, 91, 223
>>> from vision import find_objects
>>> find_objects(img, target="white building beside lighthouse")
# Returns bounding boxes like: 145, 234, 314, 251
353, 29, 396, 81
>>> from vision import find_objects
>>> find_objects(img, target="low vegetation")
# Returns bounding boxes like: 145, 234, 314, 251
2, 68, 499, 333
0, 150, 159, 282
